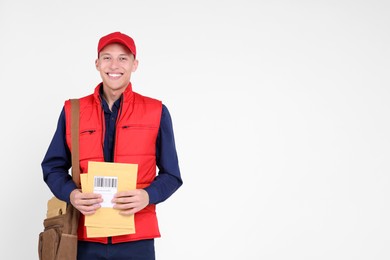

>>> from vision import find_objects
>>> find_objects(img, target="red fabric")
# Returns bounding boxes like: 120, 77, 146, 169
64, 83, 162, 243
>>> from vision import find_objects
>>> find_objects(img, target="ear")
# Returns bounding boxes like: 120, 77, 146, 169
95, 59, 99, 70
132, 59, 139, 72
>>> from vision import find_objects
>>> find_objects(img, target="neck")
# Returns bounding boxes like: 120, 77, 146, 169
102, 89, 122, 111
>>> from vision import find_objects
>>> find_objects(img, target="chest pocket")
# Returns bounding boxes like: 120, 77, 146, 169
116, 124, 158, 156
79, 128, 103, 161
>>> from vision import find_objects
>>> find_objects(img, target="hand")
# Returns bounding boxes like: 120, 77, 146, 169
70, 189, 103, 216
112, 189, 149, 215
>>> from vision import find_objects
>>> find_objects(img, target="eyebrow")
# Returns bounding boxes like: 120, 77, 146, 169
100, 53, 131, 57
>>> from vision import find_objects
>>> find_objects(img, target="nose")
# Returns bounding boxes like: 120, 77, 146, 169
109, 58, 119, 70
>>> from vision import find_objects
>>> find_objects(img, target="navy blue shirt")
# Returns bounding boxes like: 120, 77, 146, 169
42, 94, 182, 205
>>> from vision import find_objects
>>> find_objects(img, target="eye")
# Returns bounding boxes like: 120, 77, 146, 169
100, 55, 111, 61
119, 57, 128, 61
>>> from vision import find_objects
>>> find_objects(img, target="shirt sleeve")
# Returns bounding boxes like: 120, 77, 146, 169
41, 107, 77, 203
144, 104, 183, 204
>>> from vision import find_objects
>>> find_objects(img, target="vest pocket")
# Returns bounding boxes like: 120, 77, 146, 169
117, 125, 157, 155
79, 128, 101, 162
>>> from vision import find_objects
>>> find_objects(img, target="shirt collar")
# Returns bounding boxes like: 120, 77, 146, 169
99, 86, 122, 113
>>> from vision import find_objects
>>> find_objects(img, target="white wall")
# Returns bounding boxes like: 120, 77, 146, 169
0, 0, 389, 259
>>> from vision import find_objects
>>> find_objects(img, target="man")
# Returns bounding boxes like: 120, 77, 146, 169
42, 32, 183, 260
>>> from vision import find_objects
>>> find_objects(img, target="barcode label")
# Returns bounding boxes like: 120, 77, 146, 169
93, 176, 118, 208
94, 176, 118, 188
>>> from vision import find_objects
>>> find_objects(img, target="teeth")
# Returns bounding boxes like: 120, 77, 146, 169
108, 73, 121, 77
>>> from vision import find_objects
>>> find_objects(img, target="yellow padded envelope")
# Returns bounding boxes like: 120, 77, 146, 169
81, 161, 138, 238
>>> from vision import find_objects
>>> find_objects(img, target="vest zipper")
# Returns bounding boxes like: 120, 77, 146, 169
98, 96, 106, 154
80, 130, 96, 135
113, 97, 124, 161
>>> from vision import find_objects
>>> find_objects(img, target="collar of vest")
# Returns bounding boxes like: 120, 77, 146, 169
93, 82, 134, 105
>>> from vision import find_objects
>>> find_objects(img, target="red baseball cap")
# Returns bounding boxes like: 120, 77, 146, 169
97, 32, 136, 57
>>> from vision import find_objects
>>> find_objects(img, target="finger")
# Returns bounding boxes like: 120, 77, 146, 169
79, 204, 101, 215
118, 207, 139, 216
113, 202, 137, 210
79, 192, 102, 199
112, 196, 137, 204
74, 197, 103, 207
81, 209, 98, 216
82, 211, 95, 216
81, 197, 104, 205
115, 190, 139, 198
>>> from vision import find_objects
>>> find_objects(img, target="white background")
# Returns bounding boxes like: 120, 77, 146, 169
0, 0, 389, 259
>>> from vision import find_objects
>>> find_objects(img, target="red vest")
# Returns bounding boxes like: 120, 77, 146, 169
64, 83, 162, 244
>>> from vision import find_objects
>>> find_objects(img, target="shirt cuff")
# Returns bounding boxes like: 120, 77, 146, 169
144, 185, 160, 205
61, 181, 78, 204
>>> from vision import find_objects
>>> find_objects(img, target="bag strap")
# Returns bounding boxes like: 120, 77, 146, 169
70, 99, 80, 188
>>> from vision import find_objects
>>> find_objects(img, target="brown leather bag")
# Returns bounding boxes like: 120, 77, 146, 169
38, 99, 81, 260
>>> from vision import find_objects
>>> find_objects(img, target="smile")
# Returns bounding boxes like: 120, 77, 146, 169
107, 73, 122, 78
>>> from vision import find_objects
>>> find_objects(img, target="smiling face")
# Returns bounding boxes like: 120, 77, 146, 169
95, 43, 138, 95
